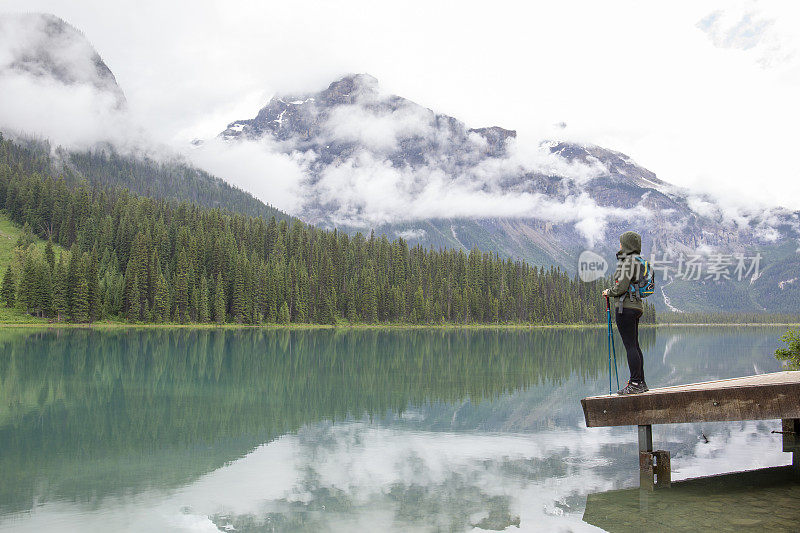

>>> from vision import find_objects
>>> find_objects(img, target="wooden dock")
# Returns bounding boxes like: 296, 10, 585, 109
581, 371, 800, 489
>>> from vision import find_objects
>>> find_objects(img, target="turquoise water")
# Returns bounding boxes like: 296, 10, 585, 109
0, 327, 794, 532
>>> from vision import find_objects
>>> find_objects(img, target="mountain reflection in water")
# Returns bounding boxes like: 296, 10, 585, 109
0, 327, 792, 532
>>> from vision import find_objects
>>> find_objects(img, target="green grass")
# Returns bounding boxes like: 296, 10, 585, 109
0, 213, 67, 268
0, 214, 21, 273
0, 211, 66, 324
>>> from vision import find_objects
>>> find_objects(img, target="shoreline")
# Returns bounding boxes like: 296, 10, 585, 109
0, 322, 796, 330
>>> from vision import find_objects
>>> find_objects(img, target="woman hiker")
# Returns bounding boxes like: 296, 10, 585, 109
602, 231, 648, 395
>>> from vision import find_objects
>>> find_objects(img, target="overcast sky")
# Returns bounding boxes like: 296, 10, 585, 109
2, 0, 799, 209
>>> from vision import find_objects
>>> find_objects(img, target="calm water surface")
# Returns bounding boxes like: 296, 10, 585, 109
0, 326, 794, 532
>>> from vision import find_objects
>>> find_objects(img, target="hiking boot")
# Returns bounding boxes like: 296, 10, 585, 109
616, 381, 649, 395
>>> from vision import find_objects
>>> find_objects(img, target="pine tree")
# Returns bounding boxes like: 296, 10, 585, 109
231, 258, 246, 322
127, 274, 141, 321
18, 255, 38, 314
71, 272, 89, 323
44, 239, 55, 270
66, 244, 80, 312
16, 223, 35, 248
1, 265, 15, 307
52, 258, 68, 321
174, 249, 189, 323
153, 273, 169, 322
36, 259, 53, 317
360, 267, 378, 323
198, 275, 210, 323
412, 286, 425, 324
87, 248, 101, 321
277, 301, 290, 324
213, 272, 226, 324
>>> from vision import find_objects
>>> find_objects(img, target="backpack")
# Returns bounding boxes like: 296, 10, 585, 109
629, 255, 655, 298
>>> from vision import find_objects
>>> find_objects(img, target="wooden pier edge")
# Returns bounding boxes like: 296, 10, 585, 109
580, 371, 800, 489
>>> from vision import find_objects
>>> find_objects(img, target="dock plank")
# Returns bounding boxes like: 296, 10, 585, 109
581, 371, 800, 427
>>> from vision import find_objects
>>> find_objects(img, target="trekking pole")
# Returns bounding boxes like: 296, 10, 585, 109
605, 295, 620, 394
610, 303, 619, 391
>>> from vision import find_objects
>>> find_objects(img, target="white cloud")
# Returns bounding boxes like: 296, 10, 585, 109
396, 228, 426, 240
284, 144, 652, 245
0, 74, 139, 150
323, 103, 435, 152
188, 137, 307, 214
0, 13, 117, 92
473, 137, 608, 184
1, 0, 800, 213
697, 1, 797, 67
0, 13, 147, 151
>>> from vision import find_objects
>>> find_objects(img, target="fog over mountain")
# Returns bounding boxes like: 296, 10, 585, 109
0, 13, 125, 104
206, 74, 797, 247
1, 13, 798, 312
196, 73, 800, 312
0, 13, 289, 222
0, 13, 138, 149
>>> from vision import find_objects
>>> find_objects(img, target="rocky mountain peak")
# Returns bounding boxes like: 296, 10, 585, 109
0, 12, 126, 107
469, 126, 517, 156
321, 73, 380, 105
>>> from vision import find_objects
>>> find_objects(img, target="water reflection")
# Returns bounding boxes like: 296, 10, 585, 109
0, 326, 792, 532
583, 465, 800, 532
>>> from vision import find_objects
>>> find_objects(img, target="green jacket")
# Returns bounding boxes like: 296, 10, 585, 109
607, 231, 643, 312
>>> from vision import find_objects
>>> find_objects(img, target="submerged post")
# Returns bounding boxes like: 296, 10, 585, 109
638, 425, 653, 489
638, 424, 670, 490
782, 418, 800, 472
638, 425, 652, 451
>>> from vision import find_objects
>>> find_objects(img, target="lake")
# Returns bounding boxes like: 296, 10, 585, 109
0, 326, 795, 532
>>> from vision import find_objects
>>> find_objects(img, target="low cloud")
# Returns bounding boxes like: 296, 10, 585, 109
323, 103, 435, 152
188, 137, 307, 214
396, 228, 426, 240
0, 13, 143, 151
696, 2, 797, 68
207, 133, 648, 246
0, 74, 137, 150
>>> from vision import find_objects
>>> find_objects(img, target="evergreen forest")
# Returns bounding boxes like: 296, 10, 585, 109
0, 133, 655, 325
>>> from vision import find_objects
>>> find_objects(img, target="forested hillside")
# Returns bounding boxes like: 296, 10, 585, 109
67, 148, 291, 222
0, 134, 655, 325
4, 135, 291, 222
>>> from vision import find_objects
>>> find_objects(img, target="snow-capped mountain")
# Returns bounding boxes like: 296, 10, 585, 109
217, 74, 800, 311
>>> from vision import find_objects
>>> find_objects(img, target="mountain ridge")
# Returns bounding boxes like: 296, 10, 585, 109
215, 73, 800, 312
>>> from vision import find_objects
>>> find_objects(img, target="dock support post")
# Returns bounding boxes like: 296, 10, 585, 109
638, 425, 653, 452
783, 419, 800, 473
653, 451, 671, 487
638, 425, 654, 490
638, 424, 671, 490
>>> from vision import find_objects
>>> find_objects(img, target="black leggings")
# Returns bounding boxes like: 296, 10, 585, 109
615, 308, 645, 383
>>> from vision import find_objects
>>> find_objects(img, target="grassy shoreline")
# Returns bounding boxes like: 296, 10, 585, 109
0, 320, 796, 330
0, 321, 610, 330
